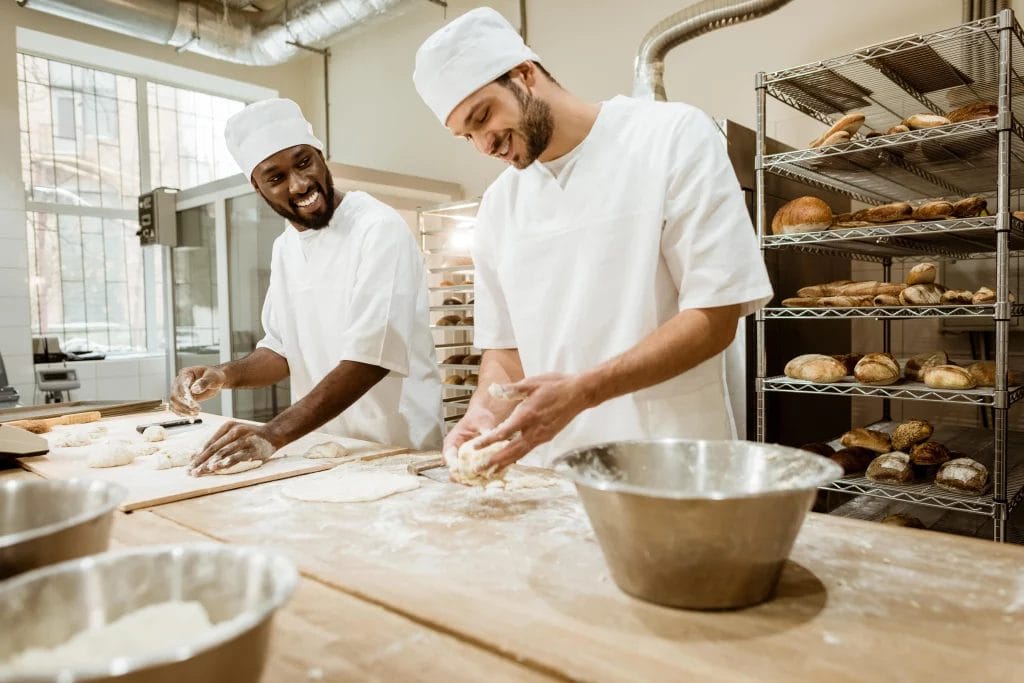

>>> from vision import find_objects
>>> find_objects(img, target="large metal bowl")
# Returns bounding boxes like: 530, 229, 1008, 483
0, 544, 298, 682
0, 479, 126, 579
555, 439, 843, 610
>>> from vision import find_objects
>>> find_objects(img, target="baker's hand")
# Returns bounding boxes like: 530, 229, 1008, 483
443, 403, 497, 464
189, 422, 281, 477
474, 373, 594, 470
169, 366, 226, 417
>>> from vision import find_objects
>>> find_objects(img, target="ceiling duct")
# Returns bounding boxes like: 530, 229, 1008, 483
17, 0, 413, 66
633, 0, 794, 101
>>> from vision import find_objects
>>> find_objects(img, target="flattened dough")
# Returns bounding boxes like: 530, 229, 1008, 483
282, 471, 420, 503
303, 441, 350, 459
152, 447, 195, 470
214, 459, 264, 475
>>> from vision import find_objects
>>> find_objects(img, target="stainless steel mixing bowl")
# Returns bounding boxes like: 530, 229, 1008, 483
0, 479, 126, 579
0, 543, 298, 683
555, 439, 843, 610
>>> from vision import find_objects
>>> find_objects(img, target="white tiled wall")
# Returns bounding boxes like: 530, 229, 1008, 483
32, 354, 170, 405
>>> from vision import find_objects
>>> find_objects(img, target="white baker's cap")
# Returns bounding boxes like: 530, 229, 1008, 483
224, 98, 322, 179
413, 6, 541, 126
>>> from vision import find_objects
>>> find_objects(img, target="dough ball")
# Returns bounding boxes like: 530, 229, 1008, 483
86, 442, 136, 468
447, 431, 512, 486
303, 441, 350, 460
142, 425, 167, 442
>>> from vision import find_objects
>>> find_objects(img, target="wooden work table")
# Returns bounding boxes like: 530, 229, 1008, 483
4, 432, 1024, 681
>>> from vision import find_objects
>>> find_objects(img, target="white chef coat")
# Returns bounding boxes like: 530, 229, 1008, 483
256, 191, 443, 450
473, 96, 773, 465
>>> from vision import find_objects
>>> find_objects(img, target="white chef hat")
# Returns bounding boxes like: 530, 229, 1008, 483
413, 6, 541, 126
224, 98, 323, 180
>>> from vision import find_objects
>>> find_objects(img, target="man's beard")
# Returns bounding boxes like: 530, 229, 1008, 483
267, 172, 337, 230
507, 81, 554, 169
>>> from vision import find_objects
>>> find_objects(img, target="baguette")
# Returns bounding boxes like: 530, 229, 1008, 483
902, 113, 951, 129
781, 297, 821, 308
873, 294, 901, 306
834, 220, 873, 228
946, 101, 998, 123
841, 428, 892, 453
819, 130, 851, 147
819, 295, 874, 307
864, 202, 913, 223
796, 280, 854, 297
810, 112, 865, 148
885, 124, 910, 135
911, 201, 953, 221
784, 354, 848, 383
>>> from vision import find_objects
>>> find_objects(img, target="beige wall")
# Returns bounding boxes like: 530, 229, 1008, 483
0, 2, 321, 402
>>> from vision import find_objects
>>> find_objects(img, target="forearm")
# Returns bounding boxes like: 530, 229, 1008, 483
262, 360, 389, 446
216, 348, 290, 389
578, 305, 742, 409
469, 348, 525, 420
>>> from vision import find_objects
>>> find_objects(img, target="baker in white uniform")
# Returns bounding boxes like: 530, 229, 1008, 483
413, 8, 773, 470
170, 98, 442, 475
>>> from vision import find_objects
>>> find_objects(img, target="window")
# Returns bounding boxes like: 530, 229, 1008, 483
17, 52, 246, 354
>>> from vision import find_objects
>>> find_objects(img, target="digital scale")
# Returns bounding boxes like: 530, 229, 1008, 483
35, 368, 80, 404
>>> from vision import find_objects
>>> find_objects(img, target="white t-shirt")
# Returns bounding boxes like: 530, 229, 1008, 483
473, 96, 773, 465
257, 191, 443, 450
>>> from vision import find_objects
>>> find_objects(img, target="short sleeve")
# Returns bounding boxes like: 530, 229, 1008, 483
255, 246, 286, 358
470, 194, 517, 349
661, 108, 773, 317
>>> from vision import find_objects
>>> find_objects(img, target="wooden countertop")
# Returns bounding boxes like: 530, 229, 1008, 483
6, 433, 1024, 681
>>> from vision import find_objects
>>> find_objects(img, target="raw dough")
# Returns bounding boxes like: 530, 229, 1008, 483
152, 447, 195, 470
488, 383, 526, 402
86, 442, 136, 468
130, 443, 160, 457
446, 431, 512, 486
142, 425, 167, 442
51, 425, 106, 448
282, 471, 421, 503
214, 459, 264, 475
4, 601, 211, 674
303, 441, 350, 459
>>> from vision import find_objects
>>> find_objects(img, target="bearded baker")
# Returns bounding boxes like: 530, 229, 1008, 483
170, 98, 442, 475
413, 8, 772, 470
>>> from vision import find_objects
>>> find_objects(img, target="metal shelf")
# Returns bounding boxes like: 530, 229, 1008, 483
431, 325, 474, 332
763, 216, 1024, 259
430, 284, 474, 293
815, 422, 1024, 516
435, 341, 476, 350
437, 363, 481, 371
429, 265, 474, 274
765, 303, 1023, 319
442, 384, 477, 393
430, 304, 474, 312
762, 375, 1023, 406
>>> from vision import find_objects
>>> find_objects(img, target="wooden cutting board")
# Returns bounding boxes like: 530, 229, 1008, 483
18, 412, 409, 511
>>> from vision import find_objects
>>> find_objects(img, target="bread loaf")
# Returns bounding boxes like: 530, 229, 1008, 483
881, 514, 925, 528
922, 364, 977, 389
873, 294, 901, 306
820, 130, 851, 146
771, 197, 833, 235
854, 352, 901, 386
867, 451, 913, 483
784, 354, 849, 383
436, 314, 462, 326
909, 441, 950, 466
890, 419, 933, 451
442, 297, 463, 306
830, 447, 876, 475
444, 256, 473, 267
796, 280, 903, 298
834, 220, 873, 228
443, 375, 465, 385
865, 202, 913, 223
442, 354, 466, 365
462, 316, 475, 326
935, 458, 988, 494
965, 360, 1017, 387
941, 289, 973, 305
951, 197, 988, 218
911, 201, 953, 221
819, 295, 874, 307
810, 112, 865, 148
946, 101, 998, 122
438, 279, 456, 288
841, 427, 892, 453
902, 113, 951, 129
900, 283, 943, 305
831, 353, 864, 375
464, 373, 479, 386
972, 287, 995, 304
782, 297, 821, 308
462, 354, 482, 365
799, 442, 835, 457
885, 124, 910, 135
796, 280, 853, 297
906, 263, 936, 285
905, 350, 948, 381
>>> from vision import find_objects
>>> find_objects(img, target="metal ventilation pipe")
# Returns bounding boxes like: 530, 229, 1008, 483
633, 0, 795, 101
18, 0, 412, 66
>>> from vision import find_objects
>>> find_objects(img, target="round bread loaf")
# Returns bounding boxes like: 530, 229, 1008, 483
909, 441, 950, 466
904, 350, 948, 381
890, 419, 934, 451
443, 297, 464, 305
921, 364, 977, 389
841, 428, 892, 453
951, 197, 988, 218
935, 458, 988, 494
784, 354, 848, 383
906, 263, 936, 285
972, 287, 995, 304
830, 447, 876, 475
771, 197, 833, 235
463, 373, 479, 386
831, 353, 864, 375
866, 451, 913, 484
443, 375, 465, 385
442, 354, 466, 365
854, 353, 901, 386
436, 314, 463, 326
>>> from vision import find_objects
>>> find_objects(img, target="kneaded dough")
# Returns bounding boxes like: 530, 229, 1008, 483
303, 441, 350, 459
282, 471, 420, 503
152, 447, 195, 470
142, 425, 167, 442
446, 431, 512, 486
130, 443, 159, 457
86, 442, 136, 468
214, 459, 264, 475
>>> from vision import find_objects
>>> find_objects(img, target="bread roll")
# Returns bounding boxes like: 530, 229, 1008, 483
830, 447, 876, 475
442, 354, 466, 365
841, 427, 892, 453
905, 350, 948, 381
771, 197, 833, 235
940, 289, 973, 305
972, 287, 995, 304
854, 353, 901, 386
921, 364, 977, 389
885, 124, 910, 135
867, 451, 913, 483
881, 513, 925, 528
951, 197, 988, 218
906, 263, 936, 285
911, 201, 953, 221
799, 442, 835, 457
784, 354, 848, 383
831, 353, 864, 375
890, 419, 934, 451
873, 294, 901, 306
436, 314, 462, 326
443, 375, 465, 385
902, 113, 951, 129
865, 202, 913, 223
909, 441, 950, 466
810, 112, 865, 148
946, 101, 998, 122
899, 284, 943, 305
935, 458, 988, 494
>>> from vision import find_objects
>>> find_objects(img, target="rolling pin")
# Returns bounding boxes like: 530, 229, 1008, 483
6, 411, 102, 434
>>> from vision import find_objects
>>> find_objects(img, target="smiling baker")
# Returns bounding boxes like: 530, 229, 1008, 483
170, 98, 442, 475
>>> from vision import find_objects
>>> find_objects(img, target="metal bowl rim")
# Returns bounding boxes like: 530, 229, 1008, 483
0, 543, 299, 682
553, 438, 844, 501
0, 479, 127, 549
